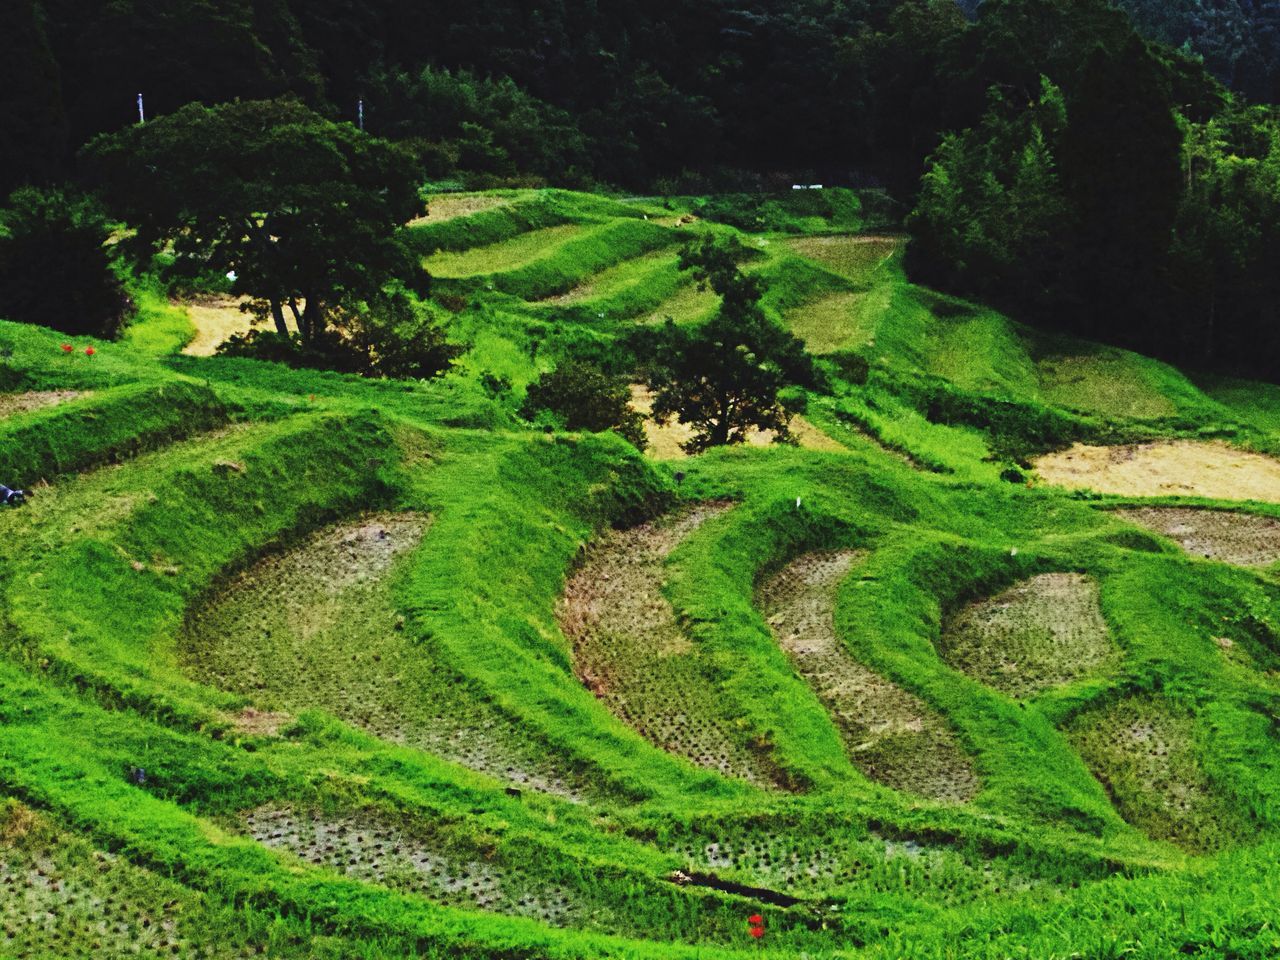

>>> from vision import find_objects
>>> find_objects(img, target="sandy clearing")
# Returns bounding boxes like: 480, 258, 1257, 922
408, 194, 511, 226
180, 297, 255, 356
1114, 507, 1280, 568
1034, 441, 1280, 502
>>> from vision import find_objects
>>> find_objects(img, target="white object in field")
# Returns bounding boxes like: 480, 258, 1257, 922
226, 270, 238, 283
137, 93, 145, 124
358, 98, 365, 131
796, 497, 802, 510
810, 184, 824, 190
1010, 547, 1019, 557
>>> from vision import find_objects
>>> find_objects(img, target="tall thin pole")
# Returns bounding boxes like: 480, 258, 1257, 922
357, 98, 364, 132
137, 93, 145, 123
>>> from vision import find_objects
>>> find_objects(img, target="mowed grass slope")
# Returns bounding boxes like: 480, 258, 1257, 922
0, 189, 1279, 959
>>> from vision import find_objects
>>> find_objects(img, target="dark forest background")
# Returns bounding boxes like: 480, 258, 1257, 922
4, 0, 1280, 378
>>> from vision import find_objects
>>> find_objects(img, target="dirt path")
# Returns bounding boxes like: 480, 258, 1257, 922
1034, 441, 1280, 502
940, 574, 1119, 700
182, 513, 591, 799
560, 503, 781, 786
0, 390, 83, 419
758, 551, 979, 803
1115, 507, 1280, 568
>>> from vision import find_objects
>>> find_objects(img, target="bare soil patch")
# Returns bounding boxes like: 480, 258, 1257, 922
180, 297, 255, 356
408, 194, 510, 226
0, 390, 83, 419
941, 574, 1118, 700
1114, 507, 1280, 568
1066, 695, 1251, 853
1034, 441, 1280, 502
758, 551, 979, 803
560, 503, 782, 786
182, 513, 591, 799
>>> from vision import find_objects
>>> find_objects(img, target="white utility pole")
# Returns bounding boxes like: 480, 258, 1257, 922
357, 98, 365, 131
137, 93, 145, 123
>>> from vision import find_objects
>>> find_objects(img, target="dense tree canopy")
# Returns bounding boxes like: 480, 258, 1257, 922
83, 99, 424, 345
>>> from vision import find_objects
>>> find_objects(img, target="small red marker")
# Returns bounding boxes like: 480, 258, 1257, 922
84, 346, 96, 356
60, 344, 73, 353
748, 925, 764, 939
747, 915, 763, 925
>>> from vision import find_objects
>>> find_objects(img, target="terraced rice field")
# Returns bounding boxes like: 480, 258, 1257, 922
758, 551, 979, 802
1066, 695, 1252, 853
424, 223, 587, 278
182, 513, 591, 798
6, 188, 1280, 959
560, 503, 784, 786
1114, 506, 1280, 568
940, 574, 1119, 700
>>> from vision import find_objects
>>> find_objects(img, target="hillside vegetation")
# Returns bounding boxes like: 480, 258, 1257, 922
0, 188, 1278, 959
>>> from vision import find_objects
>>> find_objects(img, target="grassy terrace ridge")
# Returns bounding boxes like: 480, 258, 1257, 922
0, 187, 1279, 959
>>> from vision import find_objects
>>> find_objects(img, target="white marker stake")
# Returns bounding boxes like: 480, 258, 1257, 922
357, 98, 364, 131
137, 93, 145, 123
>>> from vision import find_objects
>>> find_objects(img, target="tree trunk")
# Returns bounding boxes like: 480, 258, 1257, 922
287, 298, 304, 337
269, 298, 289, 337
301, 295, 322, 344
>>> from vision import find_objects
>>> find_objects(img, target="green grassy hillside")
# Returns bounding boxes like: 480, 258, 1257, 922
1, 188, 1279, 959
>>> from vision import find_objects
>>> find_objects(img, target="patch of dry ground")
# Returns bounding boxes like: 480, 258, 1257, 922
408, 194, 511, 226
1034, 441, 1280, 502
182, 513, 591, 799
758, 551, 979, 803
941, 574, 1119, 700
1114, 507, 1280, 568
0, 390, 83, 419
560, 503, 783, 786
629, 384, 845, 459
180, 297, 255, 356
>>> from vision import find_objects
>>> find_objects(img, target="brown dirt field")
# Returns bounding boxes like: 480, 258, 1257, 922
941, 574, 1118, 700
1114, 507, 1280, 568
0, 390, 83, 418
560, 502, 784, 787
758, 551, 979, 803
629, 384, 846, 459
1034, 441, 1280, 502
180, 297, 255, 356
408, 194, 510, 226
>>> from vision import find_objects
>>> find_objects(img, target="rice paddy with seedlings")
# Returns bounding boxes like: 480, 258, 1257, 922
1114, 506, 1280, 568
940, 574, 1120, 700
5, 188, 1280, 959
758, 551, 979, 802
182, 513, 593, 798
560, 502, 786, 786
1065, 695, 1253, 853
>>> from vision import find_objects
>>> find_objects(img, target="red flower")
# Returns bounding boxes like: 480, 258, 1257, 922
748, 926, 764, 939
84, 346, 96, 356
747, 915, 763, 925
60, 344, 73, 353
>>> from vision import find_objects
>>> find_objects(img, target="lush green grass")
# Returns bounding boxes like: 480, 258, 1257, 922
1, 187, 1280, 959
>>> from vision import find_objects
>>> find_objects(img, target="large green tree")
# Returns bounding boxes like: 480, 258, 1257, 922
83, 98, 424, 344
645, 236, 815, 453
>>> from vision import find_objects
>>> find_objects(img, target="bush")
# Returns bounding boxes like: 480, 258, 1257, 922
0, 187, 128, 337
521, 361, 647, 450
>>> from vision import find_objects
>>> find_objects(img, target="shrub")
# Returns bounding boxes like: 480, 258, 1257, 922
521, 361, 647, 450
0, 187, 128, 337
